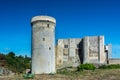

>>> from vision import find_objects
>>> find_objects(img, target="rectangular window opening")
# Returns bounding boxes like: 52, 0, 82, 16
47, 24, 49, 28
64, 45, 68, 48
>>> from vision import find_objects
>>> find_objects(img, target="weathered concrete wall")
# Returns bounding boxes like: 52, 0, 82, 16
56, 39, 82, 68
83, 37, 89, 63
83, 36, 106, 64
98, 36, 106, 63
31, 16, 56, 74
83, 36, 99, 63
89, 36, 99, 63
56, 39, 64, 66
109, 59, 120, 64
56, 36, 107, 68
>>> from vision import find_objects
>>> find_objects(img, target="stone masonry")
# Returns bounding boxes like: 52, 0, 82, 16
56, 36, 111, 68
30, 15, 114, 74
31, 16, 56, 74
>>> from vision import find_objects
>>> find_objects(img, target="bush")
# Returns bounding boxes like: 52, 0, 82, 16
23, 73, 35, 79
99, 64, 120, 69
78, 63, 96, 71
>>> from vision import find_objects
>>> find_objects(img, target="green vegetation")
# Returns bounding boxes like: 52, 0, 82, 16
57, 64, 96, 75
57, 64, 120, 76
0, 52, 31, 73
78, 63, 96, 71
23, 73, 34, 79
57, 68, 71, 75
99, 64, 120, 69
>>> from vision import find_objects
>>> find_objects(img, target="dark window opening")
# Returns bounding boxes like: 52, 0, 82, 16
47, 24, 49, 28
43, 38, 45, 41
49, 47, 51, 50
64, 45, 68, 48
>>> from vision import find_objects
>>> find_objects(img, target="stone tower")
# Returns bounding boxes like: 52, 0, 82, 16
31, 15, 56, 74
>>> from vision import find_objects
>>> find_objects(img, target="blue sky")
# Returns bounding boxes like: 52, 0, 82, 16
0, 0, 120, 58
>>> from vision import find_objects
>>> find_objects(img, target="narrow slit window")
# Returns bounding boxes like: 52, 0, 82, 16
43, 38, 45, 41
49, 47, 51, 50
47, 24, 49, 28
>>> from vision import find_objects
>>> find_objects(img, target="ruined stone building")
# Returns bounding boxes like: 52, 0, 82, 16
30, 15, 114, 74
56, 36, 112, 68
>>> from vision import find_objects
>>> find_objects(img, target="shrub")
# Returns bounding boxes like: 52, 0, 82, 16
99, 64, 120, 69
78, 63, 96, 71
23, 73, 35, 79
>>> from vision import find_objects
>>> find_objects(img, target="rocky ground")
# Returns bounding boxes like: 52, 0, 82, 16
0, 69, 120, 80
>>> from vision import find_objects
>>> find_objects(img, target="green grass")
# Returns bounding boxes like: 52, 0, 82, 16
78, 63, 96, 71
99, 64, 120, 69
23, 73, 35, 79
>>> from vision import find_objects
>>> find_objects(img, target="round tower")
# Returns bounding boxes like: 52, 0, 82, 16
31, 15, 56, 74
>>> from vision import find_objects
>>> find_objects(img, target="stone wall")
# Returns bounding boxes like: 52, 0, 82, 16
89, 36, 99, 63
56, 35, 109, 69
83, 36, 106, 64
108, 58, 120, 64
56, 39, 82, 68
0, 67, 14, 75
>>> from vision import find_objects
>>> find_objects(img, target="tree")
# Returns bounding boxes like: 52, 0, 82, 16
4, 52, 31, 73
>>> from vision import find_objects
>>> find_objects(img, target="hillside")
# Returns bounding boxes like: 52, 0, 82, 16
0, 52, 31, 74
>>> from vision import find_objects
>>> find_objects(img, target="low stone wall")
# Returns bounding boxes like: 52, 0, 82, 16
108, 58, 120, 64
0, 67, 14, 75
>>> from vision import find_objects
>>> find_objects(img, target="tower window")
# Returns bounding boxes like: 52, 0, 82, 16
49, 47, 51, 50
47, 24, 49, 28
43, 38, 45, 41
